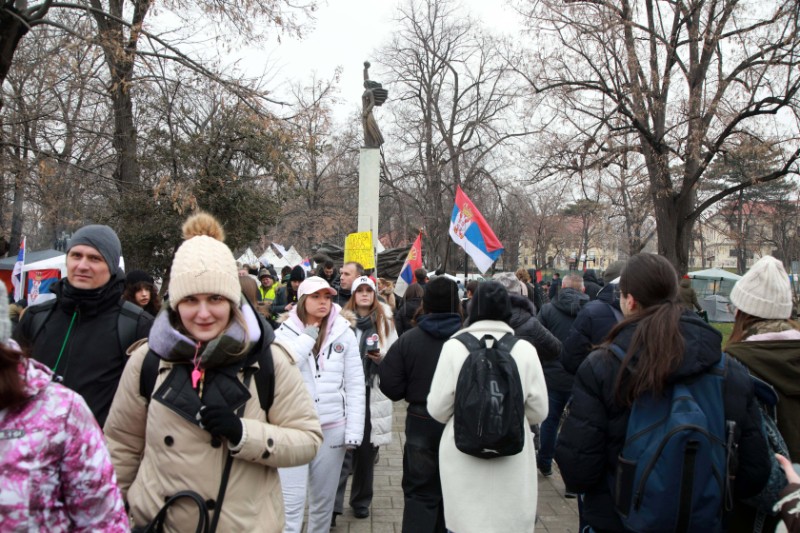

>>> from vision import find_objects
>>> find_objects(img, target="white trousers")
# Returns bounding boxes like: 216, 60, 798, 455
280, 424, 347, 533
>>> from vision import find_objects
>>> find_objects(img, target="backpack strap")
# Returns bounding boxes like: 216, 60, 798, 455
139, 349, 161, 402
27, 299, 58, 341
254, 346, 275, 420
454, 332, 486, 352
118, 300, 146, 354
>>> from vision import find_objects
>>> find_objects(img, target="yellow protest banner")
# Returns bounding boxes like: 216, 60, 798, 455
344, 231, 375, 269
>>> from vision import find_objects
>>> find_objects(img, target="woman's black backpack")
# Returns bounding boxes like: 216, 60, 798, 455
452, 333, 525, 459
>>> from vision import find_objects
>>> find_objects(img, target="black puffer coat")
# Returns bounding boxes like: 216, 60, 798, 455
561, 283, 621, 375
555, 313, 771, 532
508, 293, 561, 363
538, 287, 589, 392
394, 297, 422, 336
583, 269, 603, 300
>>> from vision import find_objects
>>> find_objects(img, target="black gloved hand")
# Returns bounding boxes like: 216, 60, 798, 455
199, 405, 243, 446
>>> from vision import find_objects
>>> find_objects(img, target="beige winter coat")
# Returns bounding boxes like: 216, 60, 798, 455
105, 340, 322, 532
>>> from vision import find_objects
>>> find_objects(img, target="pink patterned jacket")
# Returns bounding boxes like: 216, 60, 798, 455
0, 356, 128, 532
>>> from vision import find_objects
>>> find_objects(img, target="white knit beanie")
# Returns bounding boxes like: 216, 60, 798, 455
168, 212, 240, 310
729, 256, 792, 319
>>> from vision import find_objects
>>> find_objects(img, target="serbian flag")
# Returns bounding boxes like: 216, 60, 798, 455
11, 237, 25, 301
449, 187, 504, 273
27, 269, 59, 305
394, 233, 423, 298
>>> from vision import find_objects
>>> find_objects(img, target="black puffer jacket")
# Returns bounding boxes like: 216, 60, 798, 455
555, 313, 771, 532
538, 288, 589, 392
508, 293, 561, 363
561, 283, 621, 375
14, 273, 154, 426
379, 313, 462, 408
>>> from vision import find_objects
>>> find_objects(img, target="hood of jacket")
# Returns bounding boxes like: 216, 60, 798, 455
595, 282, 617, 304
22, 356, 53, 399
553, 287, 589, 318
508, 293, 535, 329
417, 313, 462, 339
726, 329, 800, 398
613, 311, 723, 383
583, 269, 600, 284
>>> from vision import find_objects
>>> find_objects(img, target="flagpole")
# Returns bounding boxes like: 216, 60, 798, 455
464, 248, 468, 282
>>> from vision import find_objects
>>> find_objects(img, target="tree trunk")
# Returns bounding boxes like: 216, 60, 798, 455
0, 9, 28, 113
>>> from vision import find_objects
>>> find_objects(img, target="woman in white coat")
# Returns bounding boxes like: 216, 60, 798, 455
275, 276, 365, 533
427, 281, 548, 533
334, 276, 398, 521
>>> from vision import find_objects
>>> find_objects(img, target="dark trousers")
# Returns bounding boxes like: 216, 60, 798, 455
401, 405, 446, 533
537, 388, 572, 470
335, 388, 377, 513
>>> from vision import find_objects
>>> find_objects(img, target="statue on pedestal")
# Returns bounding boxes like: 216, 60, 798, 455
362, 61, 388, 148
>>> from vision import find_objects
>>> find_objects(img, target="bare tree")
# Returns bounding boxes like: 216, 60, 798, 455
516, 0, 800, 273
381, 0, 532, 270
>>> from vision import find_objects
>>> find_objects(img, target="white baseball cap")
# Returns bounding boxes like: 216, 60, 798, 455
351, 276, 376, 293
298, 276, 337, 299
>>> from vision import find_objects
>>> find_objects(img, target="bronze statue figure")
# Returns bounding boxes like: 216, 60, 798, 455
362, 61, 388, 148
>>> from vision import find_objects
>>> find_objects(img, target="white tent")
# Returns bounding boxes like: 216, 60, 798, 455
22, 253, 67, 276
688, 268, 741, 296
259, 248, 288, 271
687, 268, 742, 281
701, 294, 736, 322
237, 247, 259, 267
283, 246, 305, 267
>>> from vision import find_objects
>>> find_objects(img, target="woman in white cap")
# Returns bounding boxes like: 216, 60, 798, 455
725, 255, 800, 533
0, 282, 129, 531
274, 276, 365, 533
104, 212, 323, 532
334, 275, 398, 521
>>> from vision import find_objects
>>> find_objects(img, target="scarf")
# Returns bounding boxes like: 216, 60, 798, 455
356, 313, 380, 387
148, 300, 261, 370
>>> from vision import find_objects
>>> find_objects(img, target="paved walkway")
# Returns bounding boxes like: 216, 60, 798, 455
329, 401, 580, 533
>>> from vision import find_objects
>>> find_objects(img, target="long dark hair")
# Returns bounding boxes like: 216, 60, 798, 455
122, 281, 162, 316
609, 254, 685, 406
0, 343, 27, 410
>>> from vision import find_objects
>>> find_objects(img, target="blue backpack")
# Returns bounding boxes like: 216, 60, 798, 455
609, 344, 733, 533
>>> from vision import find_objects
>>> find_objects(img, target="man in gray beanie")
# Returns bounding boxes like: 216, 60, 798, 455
14, 224, 153, 426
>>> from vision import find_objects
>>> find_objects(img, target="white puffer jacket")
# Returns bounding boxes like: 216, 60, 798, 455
276, 305, 366, 447
352, 302, 397, 446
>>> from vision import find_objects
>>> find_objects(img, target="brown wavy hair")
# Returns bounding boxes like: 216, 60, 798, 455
608, 254, 685, 406
0, 344, 27, 410
344, 285, 394, 345
122, 281, 162, 316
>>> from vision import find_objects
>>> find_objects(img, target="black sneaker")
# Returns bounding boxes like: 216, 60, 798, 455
538, 465, 553, 477
331, 512, 341, 527
353, 507, 370, 519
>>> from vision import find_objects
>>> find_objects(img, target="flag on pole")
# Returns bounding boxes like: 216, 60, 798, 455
394, 233, 423, 298
11, 237, 26, 301
448, 186, 504, 274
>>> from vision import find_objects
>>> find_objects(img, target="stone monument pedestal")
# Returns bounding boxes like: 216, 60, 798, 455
358, 147, 381, 259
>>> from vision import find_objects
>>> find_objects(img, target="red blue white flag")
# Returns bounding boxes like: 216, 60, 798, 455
27, 269, 59, 305
11, 237, 25, 301
394, 233, 423, 298
448, 186, 504, 273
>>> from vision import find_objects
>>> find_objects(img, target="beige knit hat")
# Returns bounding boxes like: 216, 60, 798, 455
729, 256, 793, 319
168, 212, 240, 310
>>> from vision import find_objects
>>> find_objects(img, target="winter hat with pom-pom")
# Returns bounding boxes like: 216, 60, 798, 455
168, 212, 240, 310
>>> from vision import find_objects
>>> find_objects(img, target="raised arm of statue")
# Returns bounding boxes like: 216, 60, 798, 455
361, 61, 388, 148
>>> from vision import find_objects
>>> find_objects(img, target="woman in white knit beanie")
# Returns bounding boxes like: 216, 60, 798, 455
725, 255, 800, 533
104, 212, 323, 532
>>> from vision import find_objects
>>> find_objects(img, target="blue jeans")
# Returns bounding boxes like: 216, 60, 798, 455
537, 388, 572, 470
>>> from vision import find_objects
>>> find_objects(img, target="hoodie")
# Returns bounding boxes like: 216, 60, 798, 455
538, 287, 590, 391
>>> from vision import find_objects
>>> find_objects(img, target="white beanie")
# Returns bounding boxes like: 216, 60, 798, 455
729, 256, 792, 319
168, 213, 240, 310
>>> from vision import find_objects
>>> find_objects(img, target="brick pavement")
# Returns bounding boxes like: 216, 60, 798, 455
326, 401, 580, 533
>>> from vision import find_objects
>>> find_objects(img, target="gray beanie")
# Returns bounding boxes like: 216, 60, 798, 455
603, 260, 627, 284
0, 283, 11, 345
493, 272, 524, 295
68, 225, 122, 276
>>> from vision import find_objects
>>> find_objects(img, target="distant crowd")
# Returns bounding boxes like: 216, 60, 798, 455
2, 215, 800, 533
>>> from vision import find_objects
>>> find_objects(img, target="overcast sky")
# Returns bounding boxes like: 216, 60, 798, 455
234, 0, 522, 122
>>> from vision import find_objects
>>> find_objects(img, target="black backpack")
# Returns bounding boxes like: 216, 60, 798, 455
453, 332, 525, 459
28, 299, 148, 355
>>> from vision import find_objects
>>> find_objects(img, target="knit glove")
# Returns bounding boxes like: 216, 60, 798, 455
303, 325, 320, 340
199, 405, 243, 446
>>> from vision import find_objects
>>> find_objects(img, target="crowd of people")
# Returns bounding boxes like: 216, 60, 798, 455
2, 213, 800, 533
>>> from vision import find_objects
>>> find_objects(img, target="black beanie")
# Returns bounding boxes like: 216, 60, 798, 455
68, 224, 122, 276
468, 281, 512, 324
290, 265, 306, 282
125, 269, 153, 287
423, 277, 460, 314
